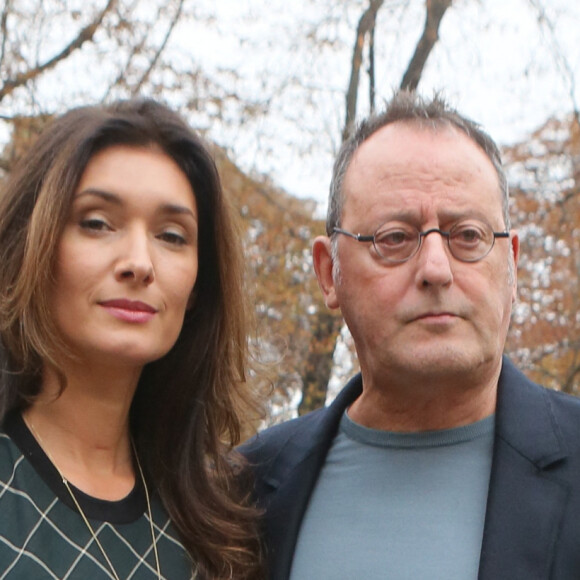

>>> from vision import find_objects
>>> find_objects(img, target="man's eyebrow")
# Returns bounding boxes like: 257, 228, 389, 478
437, 210, 490, 223
74, 189, 196, 219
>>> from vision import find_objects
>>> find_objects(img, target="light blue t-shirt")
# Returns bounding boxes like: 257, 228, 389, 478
289, 412, 495, 580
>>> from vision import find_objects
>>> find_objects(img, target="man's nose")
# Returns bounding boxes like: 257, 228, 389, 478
414, 230, 453, 288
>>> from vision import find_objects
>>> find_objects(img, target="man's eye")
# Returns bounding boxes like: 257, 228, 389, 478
454, 227, 484, 244
376, 229, 414, 246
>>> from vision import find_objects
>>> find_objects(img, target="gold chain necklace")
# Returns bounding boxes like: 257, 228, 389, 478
25, 417, 161, 580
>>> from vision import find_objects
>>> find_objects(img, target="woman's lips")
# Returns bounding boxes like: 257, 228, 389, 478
99, 299, 157, 323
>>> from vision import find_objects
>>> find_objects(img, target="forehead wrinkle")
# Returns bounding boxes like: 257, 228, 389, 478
346, 149, 485, 200
350, 122, 498, 182
374, 160, 482, 190
347, 154, 502, 204
342, 123, 504, 230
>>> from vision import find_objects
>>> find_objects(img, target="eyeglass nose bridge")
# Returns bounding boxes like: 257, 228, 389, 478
377, 227, 452, 263
419, 228, 451, 241
414, 227, 451, 257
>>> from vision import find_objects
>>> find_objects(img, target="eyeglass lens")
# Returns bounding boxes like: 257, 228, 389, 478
373, 220, 496, 263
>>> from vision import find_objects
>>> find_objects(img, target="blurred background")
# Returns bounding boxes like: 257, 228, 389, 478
1, 0, 579, 428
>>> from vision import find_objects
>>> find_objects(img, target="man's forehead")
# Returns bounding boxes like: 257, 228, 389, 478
353, 121, 472, 163
345, 121, 496, 187
340, 121, 503, 223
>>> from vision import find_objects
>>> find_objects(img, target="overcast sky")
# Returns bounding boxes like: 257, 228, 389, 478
2, 0, 579, 213
171, 0, 580, 212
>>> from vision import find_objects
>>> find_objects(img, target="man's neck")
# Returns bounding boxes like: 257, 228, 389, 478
347, 363, 500, 432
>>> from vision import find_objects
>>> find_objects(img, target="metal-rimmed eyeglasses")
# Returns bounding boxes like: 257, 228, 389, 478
332, 219, 510, 264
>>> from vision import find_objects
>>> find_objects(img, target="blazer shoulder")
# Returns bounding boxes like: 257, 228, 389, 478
545, 386, 580, 409
239, 407, 327, 466
544, 386, 580, 437
498, 358, 580, 459
239, 374, 363, 466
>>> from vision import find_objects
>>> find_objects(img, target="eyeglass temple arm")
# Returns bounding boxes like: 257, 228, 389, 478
332, 227, 374, 242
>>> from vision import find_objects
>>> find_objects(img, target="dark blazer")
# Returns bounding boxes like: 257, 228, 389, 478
240, 357, 580, 580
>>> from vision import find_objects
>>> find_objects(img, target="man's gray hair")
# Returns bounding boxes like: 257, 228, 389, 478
326, 91, 510, 234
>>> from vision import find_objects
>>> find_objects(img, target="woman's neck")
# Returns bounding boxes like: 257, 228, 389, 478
23, 363, 142, 500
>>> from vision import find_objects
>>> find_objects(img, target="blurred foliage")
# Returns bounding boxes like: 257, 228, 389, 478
3, 0, 580, 426
212, 147, 342, 422
505, 114, 580, 395
5, 106, 580, 426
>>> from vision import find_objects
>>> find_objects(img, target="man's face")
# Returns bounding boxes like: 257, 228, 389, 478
314, 122, 519, 384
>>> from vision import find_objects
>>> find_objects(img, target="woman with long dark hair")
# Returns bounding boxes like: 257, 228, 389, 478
0, 99, 261, 579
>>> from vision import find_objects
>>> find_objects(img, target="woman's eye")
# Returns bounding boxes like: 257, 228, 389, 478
80, 218, 111, 232
158, 231, 187, 246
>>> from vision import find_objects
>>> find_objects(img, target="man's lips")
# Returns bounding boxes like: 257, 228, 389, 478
416, 311, 456, 318
409, 311, 460, 323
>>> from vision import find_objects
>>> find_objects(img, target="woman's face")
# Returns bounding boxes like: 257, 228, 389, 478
51, 145, 199, 370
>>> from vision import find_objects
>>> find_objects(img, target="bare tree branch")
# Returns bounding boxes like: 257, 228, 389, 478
400, 0, 453, 92
368, 20, 376, 114
528, 0, 580, 129
130, 0, 185, 95
0, 0, 11, 68
103, 32, 149, 99
0, 0, 117, 103
342, 0, 384, 142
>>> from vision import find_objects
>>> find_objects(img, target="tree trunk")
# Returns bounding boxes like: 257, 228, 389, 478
369, 21, 377, 113
342, 0, 385, 142
400, 0, 453, 91
298, 311, 343, 415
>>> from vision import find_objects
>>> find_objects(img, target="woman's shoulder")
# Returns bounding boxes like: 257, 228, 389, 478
0, 411, 50, 502
0, 412, 26, 479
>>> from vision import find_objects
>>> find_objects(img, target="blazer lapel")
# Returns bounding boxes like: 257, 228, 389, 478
258, 376, 362, 580
478, 358, 569, 580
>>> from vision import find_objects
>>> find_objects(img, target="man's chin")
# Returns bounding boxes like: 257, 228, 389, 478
391, 345, 486, 377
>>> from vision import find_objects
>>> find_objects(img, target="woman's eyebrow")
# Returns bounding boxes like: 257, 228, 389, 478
160, 203, 197, 219
75, 188, 197, 220
74, 188, 122, 205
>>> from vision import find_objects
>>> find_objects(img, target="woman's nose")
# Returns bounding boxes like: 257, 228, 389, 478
114, 232, 155, 285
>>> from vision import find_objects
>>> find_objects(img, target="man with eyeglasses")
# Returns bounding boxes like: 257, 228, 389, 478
241, 91, 580, 579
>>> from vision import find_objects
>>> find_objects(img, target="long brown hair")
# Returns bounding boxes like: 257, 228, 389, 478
0, 99, 262, 579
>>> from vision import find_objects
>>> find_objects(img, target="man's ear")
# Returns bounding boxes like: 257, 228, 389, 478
510, 229, 519, 302
312, 236, 340, 310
